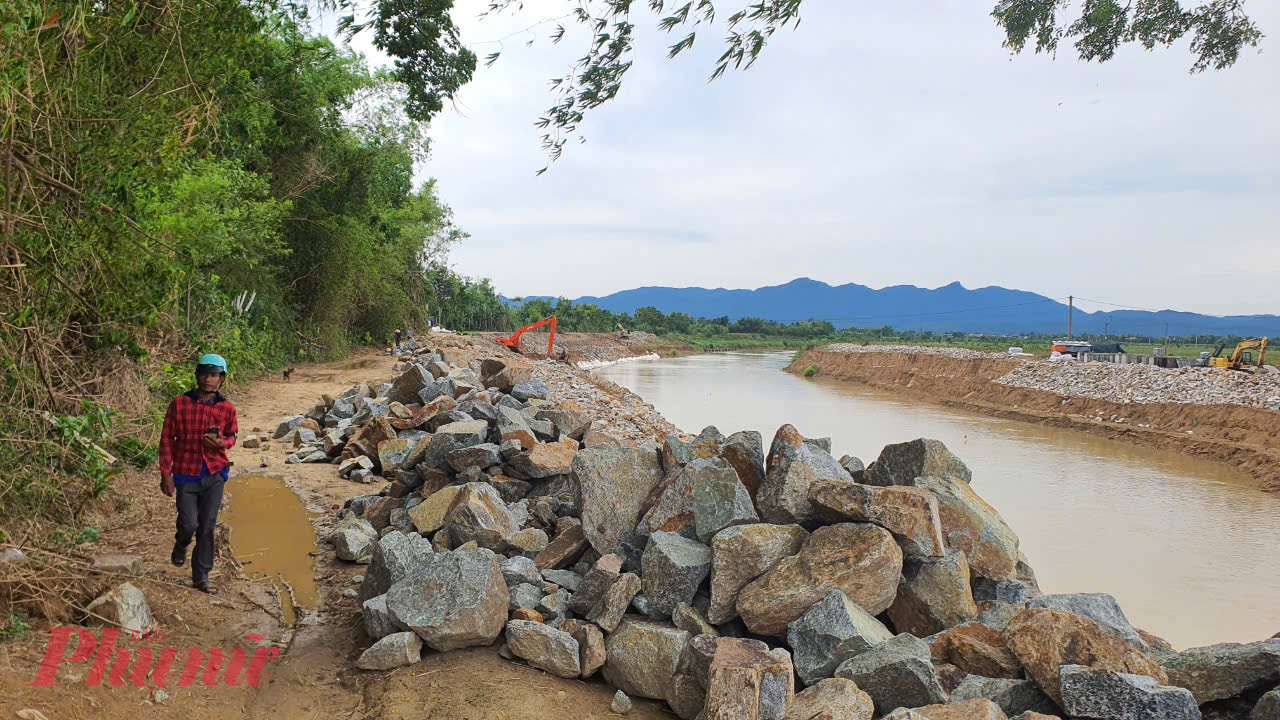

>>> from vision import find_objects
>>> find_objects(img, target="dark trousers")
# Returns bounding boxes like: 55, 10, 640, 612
174, 474, 225, 584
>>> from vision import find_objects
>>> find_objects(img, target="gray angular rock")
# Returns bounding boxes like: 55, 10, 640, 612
505, 620, 580, 678
91, 554, 145, 576
786, 678, 874, 720
692, 457, 760, 543
333, 517, 379, 563
837, 454, 866, 477
505, 527, 549, 557
537, 588, 571, 622
85, 582, 154, 634
758, 424, 854, 524
708, 523, 810, 625
672, 602, 718, 638
443, 482, 516, 550
273, 415, 304, 439
667, 671, 708, 719
536, 408, 592, 441
833, 634, 945, 716
434, 419, 489, 447
509, 583, 544, 611
497, 405, 538, 449
787, 589, 894, 686
950, 675, 1061, 717
602, 617, 692, 700
973, 576, 1030, 605
1160, 639, 1280, 703
1028, 593, 1147, 649
863, 438, 972, 487
1060, 664, 1199, 720
611, 690, 633, 714
511, 379, 550, 401
362, 594, 398, 641
588, 572, 641, 632
500, 555, 542, 587
540, 569, 582, 592
446, 443, 503, 472
356, 631, 422, 671
427, 409, 472, 432
641, 531, 712, 619
387, 364, 433, 406
573, 446, 664, 556
1253, 688, 1280, 720
360, 530, 434, 602
567, 553, 623, 614
886, 549, 979, 637
720, 430, 766, 497
385, 548, 508, 651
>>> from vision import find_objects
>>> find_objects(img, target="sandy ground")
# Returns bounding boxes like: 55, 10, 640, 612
790, 348, 1280, 492
1, 339, 672, 719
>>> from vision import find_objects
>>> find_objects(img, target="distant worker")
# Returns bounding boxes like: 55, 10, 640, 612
158, 354, 238, 594
394, 328, 402, 350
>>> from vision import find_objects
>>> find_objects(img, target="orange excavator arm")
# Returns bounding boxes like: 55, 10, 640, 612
496, 315, 557, 355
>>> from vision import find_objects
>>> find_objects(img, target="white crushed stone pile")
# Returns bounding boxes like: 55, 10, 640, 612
531, 360, 683, 445
823, 343, 1008, 360
995, 361, 1280, 411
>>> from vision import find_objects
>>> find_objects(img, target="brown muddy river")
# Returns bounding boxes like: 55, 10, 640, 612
223, 472, 320, 624
597, 351, 1280, 649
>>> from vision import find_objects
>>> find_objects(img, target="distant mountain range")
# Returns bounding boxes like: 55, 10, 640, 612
514, 278, 1279, 337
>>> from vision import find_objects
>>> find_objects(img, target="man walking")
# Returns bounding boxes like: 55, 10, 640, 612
158, 354, 238, 594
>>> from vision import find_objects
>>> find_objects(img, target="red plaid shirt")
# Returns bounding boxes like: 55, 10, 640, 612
158, 389, 238, 477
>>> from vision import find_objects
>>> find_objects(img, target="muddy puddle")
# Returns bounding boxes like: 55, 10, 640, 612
223, 472, 320, 624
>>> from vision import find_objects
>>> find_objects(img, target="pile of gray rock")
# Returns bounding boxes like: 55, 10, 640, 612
292, 349, 1278, 720
824, 344, 1009, 361
995, 360, 1280, 412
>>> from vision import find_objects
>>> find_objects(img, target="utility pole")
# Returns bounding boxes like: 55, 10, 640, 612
1164, 322, 1169, 347
1067, 296, 1073, 340
1104, 317, 1110, 338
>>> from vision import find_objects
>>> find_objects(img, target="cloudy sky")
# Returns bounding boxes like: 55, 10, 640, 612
329, 1, 1278, 315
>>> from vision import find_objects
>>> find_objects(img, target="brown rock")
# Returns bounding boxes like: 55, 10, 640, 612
638, 465, 697, 538
364, 496, 407, 532
408, 485, 466, 534
415, 466, 450, 496
886, 550, 978, 637
347, 417, 397, 459
390, 395, 455, 430
443, 483, 516, 550
910, 475, 1019, 581
512, 608, 544, 623
737, 524, 902, 637
931, 622, 1022, 679
785, 678, 874, 720
583, 430, 622, 448
506, 438, 577, 479
808, 480, 945, 558
705, 638, 795, 720
934, 662, 970, 694
1002, 608, 1167, 704
533, 523, 587, 570
708, 523, 810, 625
1136, 628, 1175, 654
575, 623, 606, 678
882, 698, 1008, 719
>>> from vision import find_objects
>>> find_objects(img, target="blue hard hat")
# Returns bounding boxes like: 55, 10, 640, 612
195, 353, 228, 373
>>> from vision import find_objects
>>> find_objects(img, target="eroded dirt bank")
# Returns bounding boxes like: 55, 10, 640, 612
789, 349, 1280, 492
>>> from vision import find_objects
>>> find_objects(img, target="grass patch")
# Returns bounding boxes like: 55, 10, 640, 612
0, 610, 30, 642
802, 365, 820, 377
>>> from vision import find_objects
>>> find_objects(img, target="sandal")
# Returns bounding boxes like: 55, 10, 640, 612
194, 581, 219, 595
171, 544, 187, 567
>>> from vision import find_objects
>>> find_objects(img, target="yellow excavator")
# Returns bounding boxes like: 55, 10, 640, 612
1208, 338, 1269, 371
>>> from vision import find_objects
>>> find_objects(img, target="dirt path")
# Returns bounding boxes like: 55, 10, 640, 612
2, 342, 671, 719
790, 349, 1280, 492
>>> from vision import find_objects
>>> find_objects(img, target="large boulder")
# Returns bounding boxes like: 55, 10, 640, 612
833, 634, 946, 716
356, 631, 423, 671
360, 531, 434, 602
882, 699, 1007, 719
333, 517, 379, 563
573, 446, 664, 556
930, 622, 1022, 679
602, 617, 691, 700
720, 430, 766, 497
886, 549, 979, 637
909, 475, 1019, 581
785, 678, 874, 720
758, 425, 854, 524
737, 523, 902, 637
1027, 593, 1147, 649
787, 589, 894, 686
1060, 664, 1199, 720
950, 676, 1059, 717
536, 408, 592, 441
708, 523, 809, 625
386, 365, 433, 405
641, 532, 712, 619
1160, 639, 1280, 704
442, 482, 516, 550
638, 464, 698, 540
85, 582, 154, 633
504, 620, 580, 678
1254, 688, 1280, 720
481, 358, 533, 393
863, 438, 972, 487
1001, 608, 1167, 704
385, 548, 508, 651
808, 480, 945, 558
704, 637, 795, 720
692, 457, 760, 542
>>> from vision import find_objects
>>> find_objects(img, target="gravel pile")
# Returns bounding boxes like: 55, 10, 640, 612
823, 343, 1008, 360
995, 361, 1280, 411
532, 360, 682, 445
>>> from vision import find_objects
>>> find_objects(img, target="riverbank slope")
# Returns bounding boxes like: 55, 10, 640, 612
788, 347, 1280, 492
